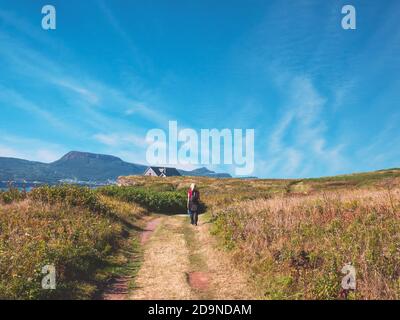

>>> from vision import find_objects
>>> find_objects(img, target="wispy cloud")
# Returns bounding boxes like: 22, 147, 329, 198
262, 75, 347, 178
93, 132, 147, 148
97, 0, 153, 73
54, 80, 100, 105
0, 134, 66, 162
0, 29, 171, 129
0, 7, 175, 164
0, 85, 68, 130
0, 145, 23, 159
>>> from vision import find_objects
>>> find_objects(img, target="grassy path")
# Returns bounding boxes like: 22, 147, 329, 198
129, 214, 258, 300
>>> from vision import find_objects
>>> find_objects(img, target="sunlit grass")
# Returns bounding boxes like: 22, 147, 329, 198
0, 186, 147, 300
211, 188, 400, 299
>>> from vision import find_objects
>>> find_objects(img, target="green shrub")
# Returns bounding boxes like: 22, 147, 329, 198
98, 186, 187, 214
0, 198, 122, 299
0, 187, 26, 204
0, 184, 151, 300
29, 185, 108, 214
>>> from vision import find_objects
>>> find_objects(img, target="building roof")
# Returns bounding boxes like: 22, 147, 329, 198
145, 166, 182, 177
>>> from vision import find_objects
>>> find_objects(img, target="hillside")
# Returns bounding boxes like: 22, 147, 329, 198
178, 167, 231, 178
117, 168, 400, 197
115, 169, 400, 300
0, 151, 231, 184
2, 167, 400, 300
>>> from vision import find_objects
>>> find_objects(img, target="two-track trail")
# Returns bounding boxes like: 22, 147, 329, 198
127, 214, 258, 300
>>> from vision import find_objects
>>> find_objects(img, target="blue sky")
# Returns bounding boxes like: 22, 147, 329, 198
0, 0, 399, 178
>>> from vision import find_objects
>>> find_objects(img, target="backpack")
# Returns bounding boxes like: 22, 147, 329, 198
189, 190, 200, 212
191, 190, 199, 203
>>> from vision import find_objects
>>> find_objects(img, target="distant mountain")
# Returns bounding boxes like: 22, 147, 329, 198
0, 151, 231, 183
49, 151, 148, 182
178, 167, 231, 178
0, 157, 53, 182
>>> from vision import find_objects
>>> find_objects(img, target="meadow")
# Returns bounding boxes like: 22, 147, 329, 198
119, 170, 400, 299
0, 185, 146, 299
1, 168, 400, 299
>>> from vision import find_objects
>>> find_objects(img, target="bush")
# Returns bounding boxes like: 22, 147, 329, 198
29, 185, 108, 214
0, 199, 122, 299
0, 184, 146, 299
0, 187, 26, 204
98, 186, 187, 214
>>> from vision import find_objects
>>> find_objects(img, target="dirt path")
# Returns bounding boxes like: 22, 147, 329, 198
129, 214, 258, 300
102, 216, 163, 300
193, 217, 257, 299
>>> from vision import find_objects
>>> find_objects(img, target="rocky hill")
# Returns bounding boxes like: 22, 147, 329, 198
0, 151, 231, 184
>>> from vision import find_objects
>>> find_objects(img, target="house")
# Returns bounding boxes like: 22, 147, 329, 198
143, 166, 182, 177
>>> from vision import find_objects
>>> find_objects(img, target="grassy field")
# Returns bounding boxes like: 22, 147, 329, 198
1, 168, 400, 299
119, 169, 400, 300
0, 186, 149, 299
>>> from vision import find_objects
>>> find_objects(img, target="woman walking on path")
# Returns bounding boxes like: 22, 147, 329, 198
187, 183, 200, 226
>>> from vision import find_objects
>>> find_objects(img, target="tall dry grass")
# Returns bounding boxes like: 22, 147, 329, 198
0, 186, 148, 299
211, 188, 400, 299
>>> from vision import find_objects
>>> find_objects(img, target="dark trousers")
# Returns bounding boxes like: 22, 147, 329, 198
190, 210, 198, 225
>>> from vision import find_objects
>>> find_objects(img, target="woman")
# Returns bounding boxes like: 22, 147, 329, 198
187, 183, 200, 226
